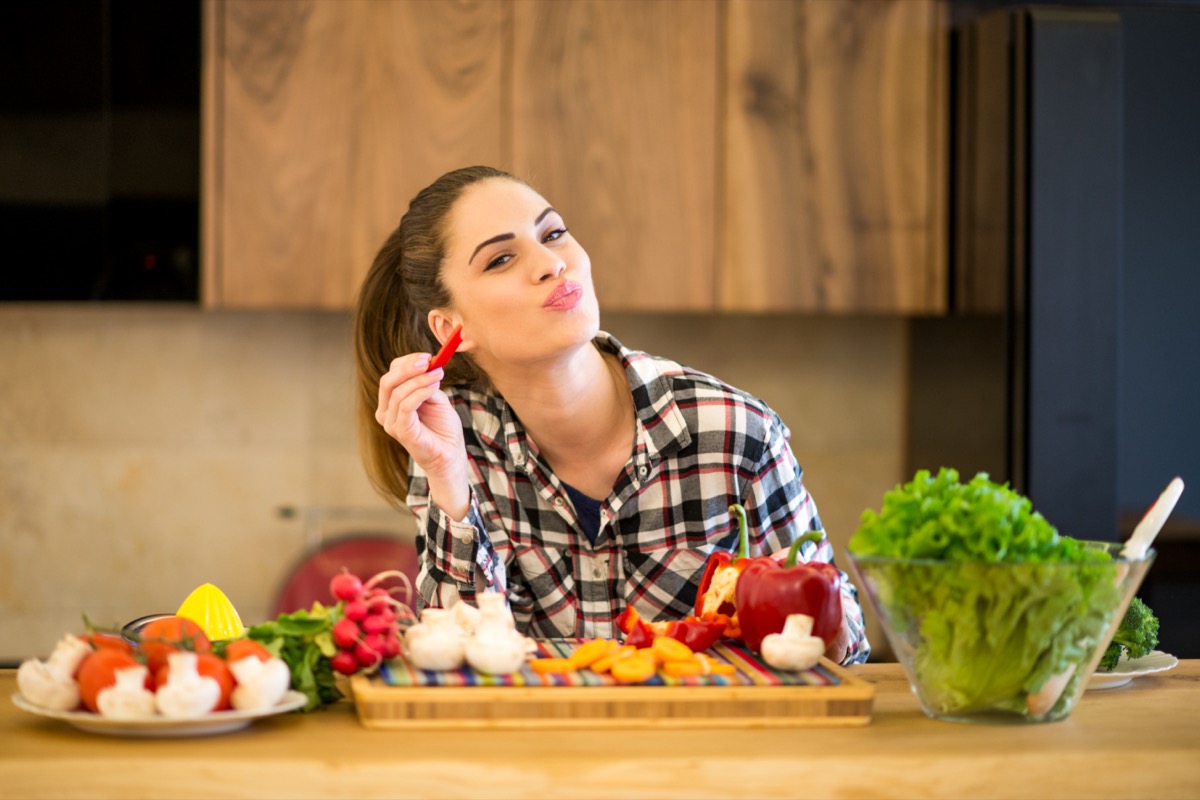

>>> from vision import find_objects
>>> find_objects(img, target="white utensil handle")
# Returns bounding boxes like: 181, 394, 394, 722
1123, 477, 1184, 560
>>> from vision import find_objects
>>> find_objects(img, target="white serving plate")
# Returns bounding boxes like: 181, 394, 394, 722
11, 690, 306, 737
1086, 650, 1178, 690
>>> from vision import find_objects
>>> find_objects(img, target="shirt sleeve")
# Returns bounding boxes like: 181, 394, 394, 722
406, 465, 506, 610
739, 411, 872, 666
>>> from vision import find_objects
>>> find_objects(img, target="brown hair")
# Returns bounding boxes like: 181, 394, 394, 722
354, 165, 524, 504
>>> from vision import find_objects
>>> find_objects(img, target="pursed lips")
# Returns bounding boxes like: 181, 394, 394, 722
543, 280, 583, 310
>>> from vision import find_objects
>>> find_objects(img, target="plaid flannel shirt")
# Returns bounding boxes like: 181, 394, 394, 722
407, 332, 870, 665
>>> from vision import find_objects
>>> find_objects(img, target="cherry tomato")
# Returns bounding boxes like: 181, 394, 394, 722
223, 638, 272, 664
139, 616, 211, 674
77, 649, 148, 713
78, 632, 135, 659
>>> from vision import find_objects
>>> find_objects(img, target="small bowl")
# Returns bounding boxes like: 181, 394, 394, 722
849, 542, 1154, 723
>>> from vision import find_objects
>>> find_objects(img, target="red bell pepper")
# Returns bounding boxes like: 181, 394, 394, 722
693, 504, 755, 638
733, 530, 843, 655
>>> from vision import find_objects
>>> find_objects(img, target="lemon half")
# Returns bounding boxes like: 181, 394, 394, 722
176, 583, 245, 641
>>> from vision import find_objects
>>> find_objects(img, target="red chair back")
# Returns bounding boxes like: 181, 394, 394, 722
274, 533, 419, 616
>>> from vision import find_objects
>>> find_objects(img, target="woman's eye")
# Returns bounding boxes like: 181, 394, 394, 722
484, 253, 512, 271
543, 227, 568, 243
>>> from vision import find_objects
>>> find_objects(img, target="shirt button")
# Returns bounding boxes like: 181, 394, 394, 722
552, 496, 565, 508
592, 566, 604, 578
459, 532, 473, 545
638, 465, 648, 478
513, 451, 525, 466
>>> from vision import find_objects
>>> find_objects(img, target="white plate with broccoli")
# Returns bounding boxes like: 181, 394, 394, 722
1087, 650, 1178, 690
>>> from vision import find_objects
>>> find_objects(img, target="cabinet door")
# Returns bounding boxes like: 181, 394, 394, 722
510, 0, 718, 311
719, 0, 947, 312
203, 0, 506, 308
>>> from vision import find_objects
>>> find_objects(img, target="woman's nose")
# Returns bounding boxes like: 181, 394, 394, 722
534, 249, 566, 282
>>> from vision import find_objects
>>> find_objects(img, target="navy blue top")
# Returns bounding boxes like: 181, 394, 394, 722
561, 482, 603, 545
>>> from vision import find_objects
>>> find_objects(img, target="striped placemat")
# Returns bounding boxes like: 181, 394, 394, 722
378, 639, 843, 688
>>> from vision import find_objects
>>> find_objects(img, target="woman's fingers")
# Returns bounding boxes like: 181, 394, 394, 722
376, 354, 430, 421
377, 368, 443, 434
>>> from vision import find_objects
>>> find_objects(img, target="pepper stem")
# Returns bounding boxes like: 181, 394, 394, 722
785, 530, 825, 567
728, 504, 751, 562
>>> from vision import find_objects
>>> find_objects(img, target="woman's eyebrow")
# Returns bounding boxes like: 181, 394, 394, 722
468, 207, 559, 265
470, 233, 514, 264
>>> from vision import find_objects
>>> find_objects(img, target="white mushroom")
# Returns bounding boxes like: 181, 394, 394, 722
154, 651, 222, 718
228, 655, 291, 711
405, 608, 466, 671
464, 617, 528, 676
96, 665, 156, 719
16, 634, 92, 711
760, 614, 825, 672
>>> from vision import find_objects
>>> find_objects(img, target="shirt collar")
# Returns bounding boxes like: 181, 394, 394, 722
594, 331, 693, 462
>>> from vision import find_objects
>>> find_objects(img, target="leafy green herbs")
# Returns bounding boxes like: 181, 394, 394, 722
244, 604, 342, 712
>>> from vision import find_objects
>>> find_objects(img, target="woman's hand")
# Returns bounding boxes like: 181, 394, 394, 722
823, 614, 853, 665
376, 354, 470, 517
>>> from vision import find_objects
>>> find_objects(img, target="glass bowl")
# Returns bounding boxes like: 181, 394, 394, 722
849, 542, 1155, 723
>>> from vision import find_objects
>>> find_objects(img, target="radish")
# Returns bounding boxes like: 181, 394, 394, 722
330, 572, 365, 603
331, 617, 361, 649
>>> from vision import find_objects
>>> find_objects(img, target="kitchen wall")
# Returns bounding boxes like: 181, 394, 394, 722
0, 306, 909, 662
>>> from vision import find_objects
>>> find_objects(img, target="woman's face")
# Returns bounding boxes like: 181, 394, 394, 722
435, 178, 599, 369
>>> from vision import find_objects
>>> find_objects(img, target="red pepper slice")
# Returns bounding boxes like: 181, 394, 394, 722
615, 606, 657, 649
616, 606, 727, 653
733, 531, 843, 655
662, 617, 727, 653
427, 324, 463, 372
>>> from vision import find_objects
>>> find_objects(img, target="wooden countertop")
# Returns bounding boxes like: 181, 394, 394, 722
3, 663, 1198, 799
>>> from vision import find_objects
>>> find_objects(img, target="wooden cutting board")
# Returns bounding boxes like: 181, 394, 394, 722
350, 640, 874, 730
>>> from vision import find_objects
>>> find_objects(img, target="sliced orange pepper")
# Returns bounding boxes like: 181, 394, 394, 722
591, 645, 636, 674
651, 636, 695, 663
636, 646, 660, 664
610, 656, 657, 684
662, 659, 705, 677
568, 638, 616, 670
530, 657, 576, 674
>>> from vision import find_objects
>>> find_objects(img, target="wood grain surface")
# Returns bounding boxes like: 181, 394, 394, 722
206, 0, 506, 308
720, 0, 947, 312
510, 0, 719, 311
2, 662, 1200, 800
4, 663, 1198, 799
203, 0, 948, 312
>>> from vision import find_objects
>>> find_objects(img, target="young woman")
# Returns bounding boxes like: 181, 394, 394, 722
355, 166, 869, 664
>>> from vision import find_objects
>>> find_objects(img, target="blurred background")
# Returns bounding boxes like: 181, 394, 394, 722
2, 0, 1197, 663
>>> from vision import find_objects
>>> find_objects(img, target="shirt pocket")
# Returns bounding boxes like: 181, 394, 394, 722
621, 546, 709, 621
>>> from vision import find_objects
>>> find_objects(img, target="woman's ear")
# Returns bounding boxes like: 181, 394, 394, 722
427, 310, 470, 352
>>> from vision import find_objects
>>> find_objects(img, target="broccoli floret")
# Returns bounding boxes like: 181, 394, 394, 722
1099, 596, 1159, 671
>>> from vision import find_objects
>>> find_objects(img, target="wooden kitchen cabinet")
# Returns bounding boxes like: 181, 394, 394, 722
509, 0, 718, 312
204, 0, 946, 313
720, 0, 948, 313
203, 0, 506, 308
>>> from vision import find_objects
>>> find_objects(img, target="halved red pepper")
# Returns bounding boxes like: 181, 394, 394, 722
693, 504, 755, 638
733, 530, 843, 655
